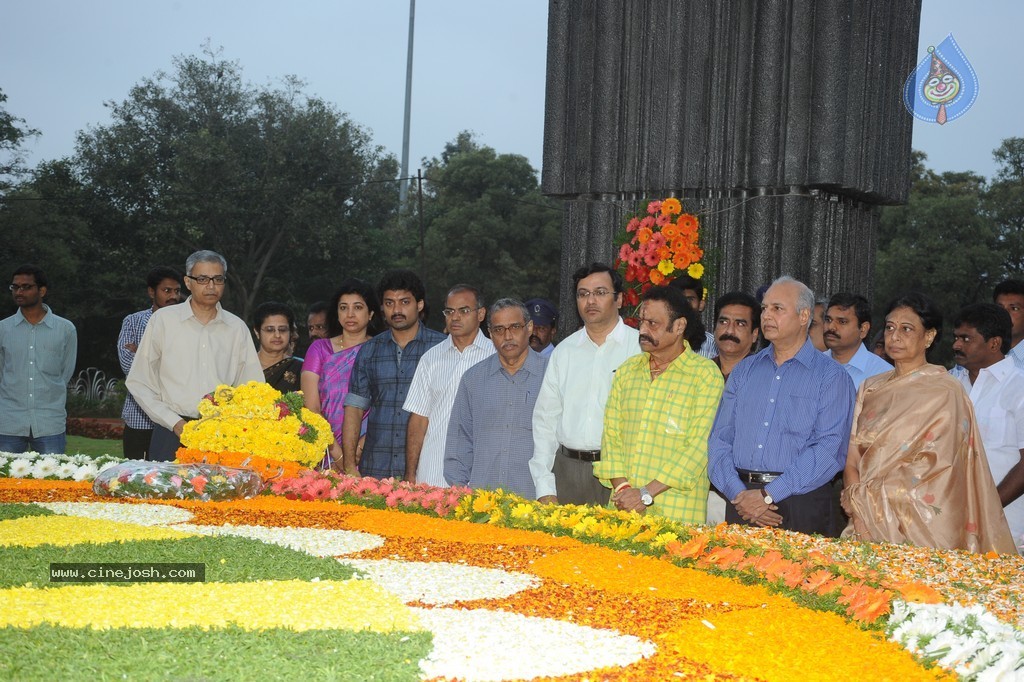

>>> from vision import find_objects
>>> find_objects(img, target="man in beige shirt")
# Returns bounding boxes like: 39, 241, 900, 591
126, 250, 263, 461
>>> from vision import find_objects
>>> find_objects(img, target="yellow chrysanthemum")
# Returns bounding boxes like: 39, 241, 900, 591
687, 263, 705, 279
657, 259, 675, 276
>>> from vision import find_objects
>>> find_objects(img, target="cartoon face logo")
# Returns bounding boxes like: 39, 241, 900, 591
923, 72, 960, 105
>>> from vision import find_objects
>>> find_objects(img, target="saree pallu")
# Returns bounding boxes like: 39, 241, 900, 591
842, 364, 1016, 554
319, 344, 368, 442
263, 357, 303, 393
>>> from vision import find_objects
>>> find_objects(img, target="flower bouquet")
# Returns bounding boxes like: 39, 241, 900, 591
93, 460, 263, 501
613, 197, 705, 326
178, 382, 333, 478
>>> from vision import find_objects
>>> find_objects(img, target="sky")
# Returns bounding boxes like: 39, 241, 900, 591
2, 0, 1021, 183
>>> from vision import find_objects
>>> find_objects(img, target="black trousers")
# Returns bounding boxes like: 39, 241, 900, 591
725, 478, 841, 537
122, 426, 152, 460
148, 424, 182, 462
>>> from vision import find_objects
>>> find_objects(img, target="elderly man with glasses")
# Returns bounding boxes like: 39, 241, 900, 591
126, 250, 263, 461
0, 264, 78, 455
402, 284, 494, 487
444, 298, 547, 497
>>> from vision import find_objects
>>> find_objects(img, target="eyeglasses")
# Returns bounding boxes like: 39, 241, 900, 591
442, 306, 481, 318
576, 288, 613, 300
9, 284, 38, 292
489, 322, 528, 336
261, 326, 291, 335
185, 275, 227, 286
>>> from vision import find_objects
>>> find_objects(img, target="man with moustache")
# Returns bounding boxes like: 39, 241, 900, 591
949, 303, 1024, 550
342, 270, 445, 479
117, 266, 182, 459
993, 280, 1024, 372
445, 298, 547, 497
711, 291, 761, 380
708, 276, 855, 536
525, 298, 558, 358
595, 286, 723, 523
403, 284, 494, 487
530, 263, 640, 505
822, 293, 892, 390
0, 264, 78, 455
127, 251, 263, 461
809, 300, 828, 352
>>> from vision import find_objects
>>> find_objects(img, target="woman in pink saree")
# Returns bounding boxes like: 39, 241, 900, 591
841, 293, 1015, 554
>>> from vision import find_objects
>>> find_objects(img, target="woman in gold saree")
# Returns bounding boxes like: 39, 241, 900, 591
841, 293, 1015, 553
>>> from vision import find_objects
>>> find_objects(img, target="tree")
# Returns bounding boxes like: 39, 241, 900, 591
986, 138, 1024, 277
414, 132, 562, 324
0, 87, 40, 195
875, 151, 1004, 364
73, 48, 400, 322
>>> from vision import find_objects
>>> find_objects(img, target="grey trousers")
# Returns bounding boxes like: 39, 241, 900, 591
552, 447, 611, 506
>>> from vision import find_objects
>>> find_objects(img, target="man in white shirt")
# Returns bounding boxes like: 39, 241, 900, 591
403, 285, 494, 487
822, 293, 892, 390
530, 263, 640, 505
950, 303, 1024, 551
994, 280, 1024, 372
126, 250, 263, 461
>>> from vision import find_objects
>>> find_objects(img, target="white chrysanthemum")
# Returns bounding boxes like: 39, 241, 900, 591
55, 462, 79, 479
97, 460, 119, 473
40, 501, 194, 526
8, 459, 33, 478
345, 559, 538, 605
30, 457, 59, 478
72, 463, 99, 482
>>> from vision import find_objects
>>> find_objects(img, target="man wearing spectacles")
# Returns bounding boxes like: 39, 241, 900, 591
116, 266, 182, 459
403, 284, 494, 487
0, 264, 78, 455
444, 298, 547, 497
126, 250, 263, 461
530, 262, 640, 506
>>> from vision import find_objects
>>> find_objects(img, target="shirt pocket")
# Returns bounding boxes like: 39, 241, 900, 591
36, 334, 67, 377
781, 394, 817, 437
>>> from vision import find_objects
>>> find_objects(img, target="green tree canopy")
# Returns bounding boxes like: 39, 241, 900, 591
415, 131, 562, 324
0, 87, 40, 195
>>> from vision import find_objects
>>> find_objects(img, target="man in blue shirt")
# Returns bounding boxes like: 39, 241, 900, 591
117, 266, 182, 459
708, 276, 855, 536
342, 270, 445, 479
822, 292, 892, 390
0, 264, 78, 454
445, 298, 547, 497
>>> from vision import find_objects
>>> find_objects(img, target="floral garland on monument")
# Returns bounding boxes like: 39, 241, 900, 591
178, 381, 332, 476
613, 197, 705, 327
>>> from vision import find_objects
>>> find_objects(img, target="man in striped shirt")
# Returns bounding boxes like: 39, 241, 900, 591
117, 266, 182, 459
708, 276, 855, 536
403, 284, 494, 487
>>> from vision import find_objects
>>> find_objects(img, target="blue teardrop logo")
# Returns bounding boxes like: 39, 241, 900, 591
903, 34, 979, 125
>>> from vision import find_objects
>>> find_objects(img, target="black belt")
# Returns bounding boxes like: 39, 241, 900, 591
562, 447, 601, 462
736, 468, 782, 484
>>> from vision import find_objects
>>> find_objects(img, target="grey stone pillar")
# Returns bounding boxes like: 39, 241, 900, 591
544, 0, 921, 313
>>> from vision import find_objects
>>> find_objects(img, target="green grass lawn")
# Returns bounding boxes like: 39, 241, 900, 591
66, 435, 122, 458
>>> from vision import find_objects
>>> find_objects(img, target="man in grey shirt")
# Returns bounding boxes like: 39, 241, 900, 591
445, 298, 547, 497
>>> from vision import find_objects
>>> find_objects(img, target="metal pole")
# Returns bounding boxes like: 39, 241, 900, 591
417, 168, 425, 280
399, 0, 416, 207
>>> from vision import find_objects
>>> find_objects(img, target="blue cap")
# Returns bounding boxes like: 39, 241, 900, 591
524, 298, 558, 326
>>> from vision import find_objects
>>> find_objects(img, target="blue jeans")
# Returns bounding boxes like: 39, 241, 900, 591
0, 432, 67, 455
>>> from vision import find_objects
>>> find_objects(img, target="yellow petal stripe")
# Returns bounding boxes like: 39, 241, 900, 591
0, 516, 196, 548
0, 579, 420, 632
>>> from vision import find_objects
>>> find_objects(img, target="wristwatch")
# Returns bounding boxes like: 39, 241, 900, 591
639, 486, 654, 506
761, 488, 774, 505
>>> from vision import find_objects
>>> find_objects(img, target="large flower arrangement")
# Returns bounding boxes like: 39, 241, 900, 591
180, 382, 332, 470
614, 197, 705, 324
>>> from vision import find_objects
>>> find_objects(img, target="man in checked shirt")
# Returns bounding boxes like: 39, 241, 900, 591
117, 266, 182, 459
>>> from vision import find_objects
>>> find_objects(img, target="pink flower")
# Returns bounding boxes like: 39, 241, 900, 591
648, 232, 666, 250
626, 217, 641, 233
618, 243, 634, 262
647, 200, 662, 215
640, 216, 656, 230
170, 475, 183, 487
656, 214, 670, 227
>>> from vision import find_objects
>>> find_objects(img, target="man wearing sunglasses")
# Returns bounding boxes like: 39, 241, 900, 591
126, 250, 262, 461
0, 264, 78, 455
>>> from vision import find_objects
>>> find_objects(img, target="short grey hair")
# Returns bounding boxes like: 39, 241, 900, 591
185, 250, 228, 276
447, 284, 485, 310
770, 275, 815, 327
488, 297, 530, 325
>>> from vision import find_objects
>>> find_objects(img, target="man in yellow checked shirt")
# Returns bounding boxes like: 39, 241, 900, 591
595, 286, 724, 523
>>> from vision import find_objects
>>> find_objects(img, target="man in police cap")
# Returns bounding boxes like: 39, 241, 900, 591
525, 298, 558, 358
